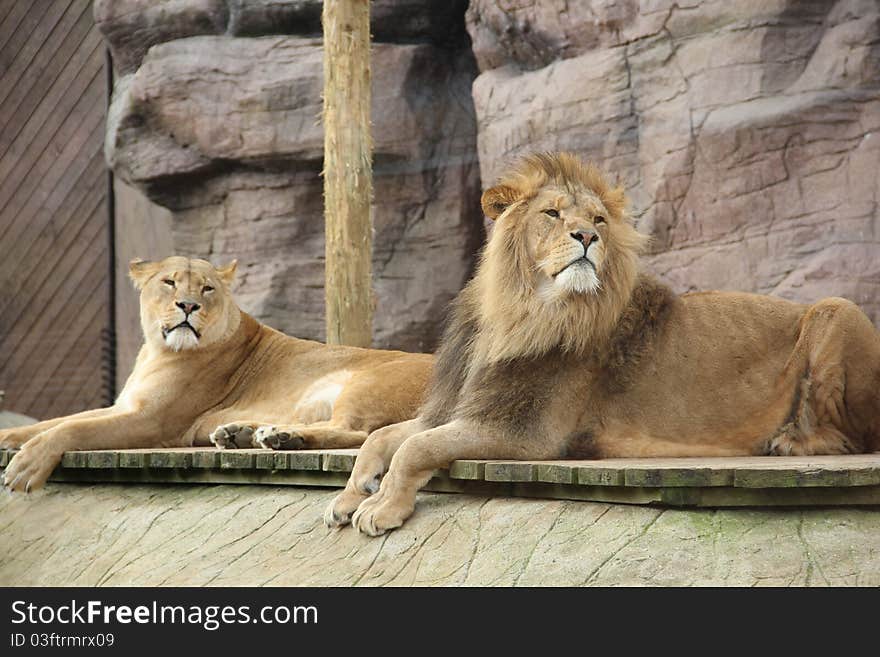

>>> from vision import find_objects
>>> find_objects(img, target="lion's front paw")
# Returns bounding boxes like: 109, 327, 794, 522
209, 423, 255, 449
2, 437, 62, 493
350, 455, 385, 496
253, 426, 305, 450
351, 489, 414, 537
0, 426, 37, 450
323, 489, 368, 528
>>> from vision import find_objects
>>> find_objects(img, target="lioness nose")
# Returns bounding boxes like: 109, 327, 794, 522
176, 301, 201, 314
570, 230, 598, 246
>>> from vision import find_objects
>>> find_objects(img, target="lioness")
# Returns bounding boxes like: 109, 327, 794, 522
1, 256, 432, 493
327, 151, 880, 536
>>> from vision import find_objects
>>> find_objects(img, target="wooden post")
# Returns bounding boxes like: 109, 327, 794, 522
322, 0, 373, 347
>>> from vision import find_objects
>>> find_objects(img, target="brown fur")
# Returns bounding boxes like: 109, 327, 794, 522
328, 152, 880, 536
1, 256, 432, 493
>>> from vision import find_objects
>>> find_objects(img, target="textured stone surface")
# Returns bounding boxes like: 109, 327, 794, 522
1, 484, 878, 586
95, 0, 229, 74
100, 0, 880, 355
95, 0, 471, 73
467, 0, 880, 324
100, 1, 481, 352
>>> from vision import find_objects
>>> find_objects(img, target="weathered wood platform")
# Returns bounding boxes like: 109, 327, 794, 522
3, 448, 880, 507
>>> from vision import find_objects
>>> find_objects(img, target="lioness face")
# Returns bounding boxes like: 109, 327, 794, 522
130, 256, 239, 352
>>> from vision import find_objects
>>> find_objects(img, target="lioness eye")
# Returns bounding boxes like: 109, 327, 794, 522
544, 209, 559, 218
203, 285, 214, 294
162, 279, 175, 287
594, 216, 607, 225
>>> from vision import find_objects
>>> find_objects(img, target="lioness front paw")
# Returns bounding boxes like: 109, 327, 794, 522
209, 423, 255, 449
0, 426, 37, 450
323, 489, 368, 528
2, 436, 62, 493
253, 426, 305, 450
351, 489, 414, 537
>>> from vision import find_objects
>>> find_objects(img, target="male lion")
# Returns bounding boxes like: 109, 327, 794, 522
1, 256, 432, 493
326, 151, 880, 536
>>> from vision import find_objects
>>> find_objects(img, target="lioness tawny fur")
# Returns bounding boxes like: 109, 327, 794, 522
0, 256, 432, 492
327, 152, 880, 536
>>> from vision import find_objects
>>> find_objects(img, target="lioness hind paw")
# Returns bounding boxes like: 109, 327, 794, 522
253, 426, 306, 450
209, 423, 255, 449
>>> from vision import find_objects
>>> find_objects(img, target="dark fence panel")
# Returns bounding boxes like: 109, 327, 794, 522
0, 0, 112, 419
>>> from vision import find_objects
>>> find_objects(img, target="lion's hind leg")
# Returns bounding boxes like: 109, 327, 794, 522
255, 362, 426, 452
764, 298, 879, 456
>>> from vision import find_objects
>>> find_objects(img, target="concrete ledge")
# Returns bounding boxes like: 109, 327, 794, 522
3, 448, 880, 507
2, 483, 880, 586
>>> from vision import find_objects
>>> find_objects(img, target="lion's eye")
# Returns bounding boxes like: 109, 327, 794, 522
162, 279, 175, 288
594, 216, 607, 225
203, 285, 214, 294
543, 209, 560, 218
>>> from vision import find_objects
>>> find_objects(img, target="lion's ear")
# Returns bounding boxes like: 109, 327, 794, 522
217, 259, 238, 285
481, 184, 520, 220
603, 185, 628, 221
129, 258, 160, 290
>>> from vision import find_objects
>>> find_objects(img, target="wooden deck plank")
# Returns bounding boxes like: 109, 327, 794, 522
577, 464, 625, 486
118, 452, 146, 468
449, 460, 485, 480
321, 450, 358, 472
3, 449, 880, 507
192, 450, 220, 468
85, 451, 117, 469
485, 462, 537, 482
289, 451, 323, 470
149, 452, 193, 469
219, 450, 258, 469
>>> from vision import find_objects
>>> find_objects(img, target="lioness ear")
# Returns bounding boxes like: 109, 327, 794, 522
217, 259, 238, 285
481, 184, 520, 220
129, 258, 160, 290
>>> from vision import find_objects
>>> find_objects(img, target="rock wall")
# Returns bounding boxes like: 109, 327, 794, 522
467, 0, 880, 323
99, 0, 880, 354
98, 0, 482, 351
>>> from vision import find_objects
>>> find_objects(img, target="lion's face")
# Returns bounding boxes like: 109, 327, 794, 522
522, 185, 611, 298
130, 256, 240, 352
473, 153, 648, 360
481, 153, 645, 304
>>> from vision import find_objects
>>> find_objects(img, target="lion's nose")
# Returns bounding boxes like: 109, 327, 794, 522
570, 230, 598, 246
176, 301, 201, 315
